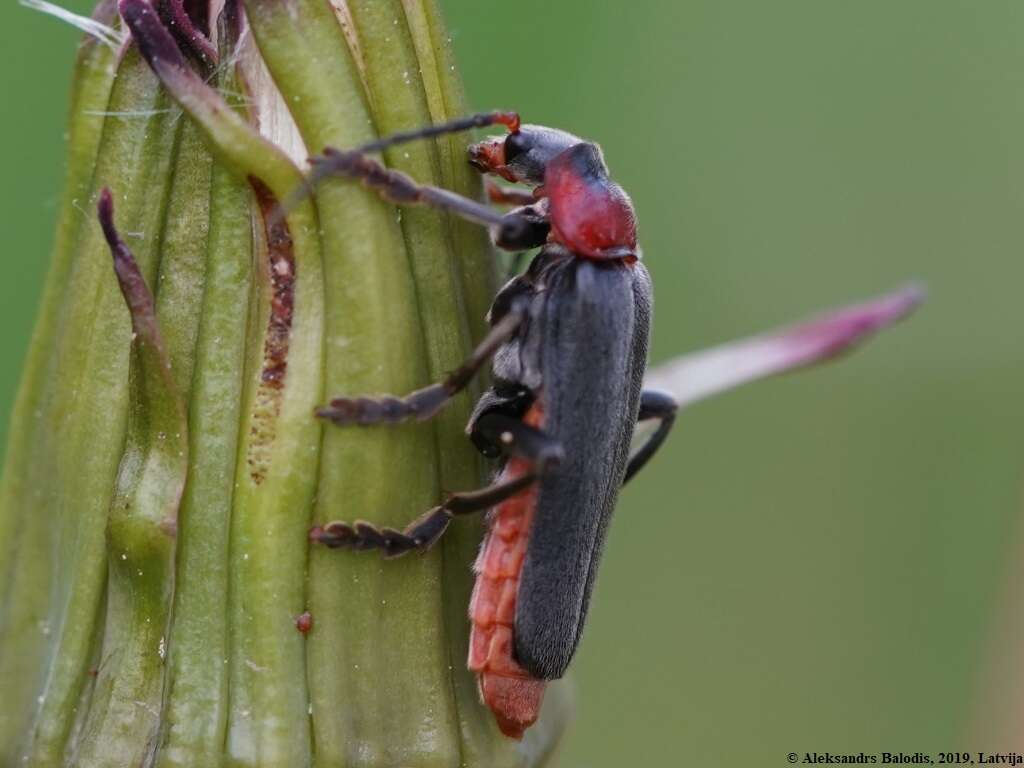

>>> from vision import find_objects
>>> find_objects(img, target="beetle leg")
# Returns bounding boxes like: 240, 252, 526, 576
309, 473, 536, 557
311, 418, 562, 557
486, 180, 536, 207
623, 389, 679, 484
494, 202, 550, 251
317, 306, 526, 427
304, 148, 541, 252
471, 412, 564, 471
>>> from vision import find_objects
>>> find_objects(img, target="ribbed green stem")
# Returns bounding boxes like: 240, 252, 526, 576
403, 0, 499, 342
389, 12, 580, 761
2, 1, 571, 765
75, 186, 189, 768
0, 3, 118, 756
152, 117, 213, 395
241, 2, 456, 764
127, 16, 328, 765
24, 45, 183, 766
157, 63, 254, 768
345, 2, 525, 764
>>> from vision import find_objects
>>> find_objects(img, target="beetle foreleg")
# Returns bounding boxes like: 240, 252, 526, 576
306, 149, 538, 251
486, 180, 536, 207
493, 202, 550, 252
316, 307, 525, 427
623, 389, 678, 484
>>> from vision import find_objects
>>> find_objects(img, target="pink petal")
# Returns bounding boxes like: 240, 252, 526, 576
645, 284, 925, 407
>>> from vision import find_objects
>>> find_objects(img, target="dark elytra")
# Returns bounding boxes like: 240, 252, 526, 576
478, 250, 652, 678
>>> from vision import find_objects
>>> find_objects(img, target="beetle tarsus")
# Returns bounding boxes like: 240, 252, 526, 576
315, 387, 449, 426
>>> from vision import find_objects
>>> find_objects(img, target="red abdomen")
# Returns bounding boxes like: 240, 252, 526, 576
467, 404, 547, 739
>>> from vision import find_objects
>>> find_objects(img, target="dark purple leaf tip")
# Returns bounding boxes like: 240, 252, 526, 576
97, 187, 118, 250
96, 187, 159, 342
158, 0, 217, 67
119, 0, 189, 76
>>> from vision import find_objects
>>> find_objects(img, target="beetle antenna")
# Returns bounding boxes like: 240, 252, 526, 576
354, 110, 520, 155
271, 112, 520, 228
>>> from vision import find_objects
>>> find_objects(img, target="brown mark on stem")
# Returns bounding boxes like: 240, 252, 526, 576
246, 178, 296, 484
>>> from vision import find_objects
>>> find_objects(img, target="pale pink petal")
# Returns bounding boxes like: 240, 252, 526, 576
644, 284, 925, 407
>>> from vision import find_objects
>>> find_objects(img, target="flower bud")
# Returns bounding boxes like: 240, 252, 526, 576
0, 1, 570, 765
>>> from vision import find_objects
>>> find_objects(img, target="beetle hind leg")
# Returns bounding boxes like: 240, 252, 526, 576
312, 416, 562, 557
623, 389, 679, 484
309, 472, 538, 557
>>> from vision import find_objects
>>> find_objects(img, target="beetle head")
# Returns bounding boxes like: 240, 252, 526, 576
469, 124, 581, 186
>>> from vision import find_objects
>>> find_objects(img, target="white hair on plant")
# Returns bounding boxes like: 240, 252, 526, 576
20, 0, 125, 50
81, 108, 175, 119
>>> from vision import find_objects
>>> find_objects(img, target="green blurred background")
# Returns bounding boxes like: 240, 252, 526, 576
3, 1, 1023, 764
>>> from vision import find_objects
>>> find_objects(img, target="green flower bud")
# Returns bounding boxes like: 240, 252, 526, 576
0, 1, 569, 765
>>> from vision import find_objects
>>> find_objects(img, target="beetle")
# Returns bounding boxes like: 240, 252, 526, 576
304, 113, 679, 739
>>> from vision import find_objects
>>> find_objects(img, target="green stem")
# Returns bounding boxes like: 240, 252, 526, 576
115, 5, 327, 764
3, 1, 577, 764
345, 2, 521, 763
0, 4, 118, 759
153, 116, 213, 396
24, 46, 182, 766
404, 0, 498, 343
157, 58, 254, 768
241, 2, 457, 765
74, 188, 189, 768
